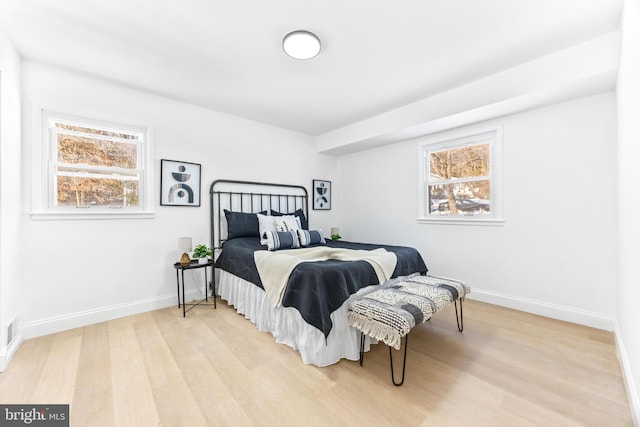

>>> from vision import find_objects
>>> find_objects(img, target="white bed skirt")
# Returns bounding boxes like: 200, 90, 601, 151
217, 269, 418, 367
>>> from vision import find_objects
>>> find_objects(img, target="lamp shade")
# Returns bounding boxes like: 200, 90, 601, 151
330, 227, 340, 236
177, 237, 192, 254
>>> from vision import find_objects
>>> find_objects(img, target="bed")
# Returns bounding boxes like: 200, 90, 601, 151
210, 179, 428, 366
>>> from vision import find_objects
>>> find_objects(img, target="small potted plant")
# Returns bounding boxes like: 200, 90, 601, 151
330, 227, 341, 241
192, 244, 212, 264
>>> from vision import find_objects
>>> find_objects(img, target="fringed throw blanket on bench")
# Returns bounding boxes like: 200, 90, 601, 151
348, 275, 470, 350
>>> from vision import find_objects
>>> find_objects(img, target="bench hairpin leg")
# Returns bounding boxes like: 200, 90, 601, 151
389, 334, 409, 386
359, 331, 365, 367
454, 299, 464, 332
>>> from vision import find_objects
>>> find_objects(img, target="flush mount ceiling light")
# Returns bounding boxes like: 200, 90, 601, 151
283, 30, 321, 60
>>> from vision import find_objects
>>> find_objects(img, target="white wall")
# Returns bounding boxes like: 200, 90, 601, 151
616, 0, 640, 422
337, 92, 617, 329
0, 30, 23, 371
19, 62, 338, 338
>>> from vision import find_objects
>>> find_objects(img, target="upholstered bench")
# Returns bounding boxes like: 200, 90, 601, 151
347, 275, 470, 386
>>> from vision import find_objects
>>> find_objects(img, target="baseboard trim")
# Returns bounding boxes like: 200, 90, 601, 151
468, 288, 616, 331
614, 320, 640, 426
22, 289, 203, 340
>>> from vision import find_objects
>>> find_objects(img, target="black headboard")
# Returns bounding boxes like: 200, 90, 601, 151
209, 179, 309, 250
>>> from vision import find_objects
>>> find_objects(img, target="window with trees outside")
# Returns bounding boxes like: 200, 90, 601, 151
419, 129, 502, 224
38, 112, 152, 219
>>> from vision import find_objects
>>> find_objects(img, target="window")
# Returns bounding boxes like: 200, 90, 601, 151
33, 111, 153, 219
418, 128, 503, 224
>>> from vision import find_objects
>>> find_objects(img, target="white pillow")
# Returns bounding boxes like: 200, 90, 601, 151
274, 215, 301, 232
257, 214, 277, 245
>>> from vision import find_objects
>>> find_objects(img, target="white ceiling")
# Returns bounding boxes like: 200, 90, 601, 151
0, 0, 623, 136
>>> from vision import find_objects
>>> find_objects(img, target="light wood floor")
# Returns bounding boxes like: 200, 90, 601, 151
0, 299, 633, 426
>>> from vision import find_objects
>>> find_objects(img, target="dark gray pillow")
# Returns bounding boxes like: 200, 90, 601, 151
224, 210, 266, 240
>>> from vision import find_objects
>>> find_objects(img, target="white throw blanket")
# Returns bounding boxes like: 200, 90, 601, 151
254, 246, 398, 307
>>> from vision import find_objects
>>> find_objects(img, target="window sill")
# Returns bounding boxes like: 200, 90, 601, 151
31, 210, 155, 221
417, 216, 505, 226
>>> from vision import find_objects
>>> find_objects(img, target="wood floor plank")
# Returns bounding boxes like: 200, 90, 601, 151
0, 298, 633, 426
108, 314, 161, 427
71, 322, 115, 426
31, 328, 82, 404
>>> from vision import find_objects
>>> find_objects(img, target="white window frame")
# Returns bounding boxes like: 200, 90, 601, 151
32, 110, 154, 220
417, 125, 504, 225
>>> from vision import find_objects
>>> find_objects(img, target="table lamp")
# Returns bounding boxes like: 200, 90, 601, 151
177, 237, 192, 265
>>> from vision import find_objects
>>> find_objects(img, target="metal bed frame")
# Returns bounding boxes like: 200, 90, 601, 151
209, 179, 309, 295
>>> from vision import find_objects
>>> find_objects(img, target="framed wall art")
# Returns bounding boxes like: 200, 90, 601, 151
160, 159, 201, 207
312, 179, 331, 210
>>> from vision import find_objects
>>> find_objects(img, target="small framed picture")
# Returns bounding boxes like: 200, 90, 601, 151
312, 179, 331, 210
160, 159, 201, 207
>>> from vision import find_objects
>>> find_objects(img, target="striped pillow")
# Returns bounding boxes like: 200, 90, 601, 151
265, 230, 300, 251
297, 229, 326, 246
